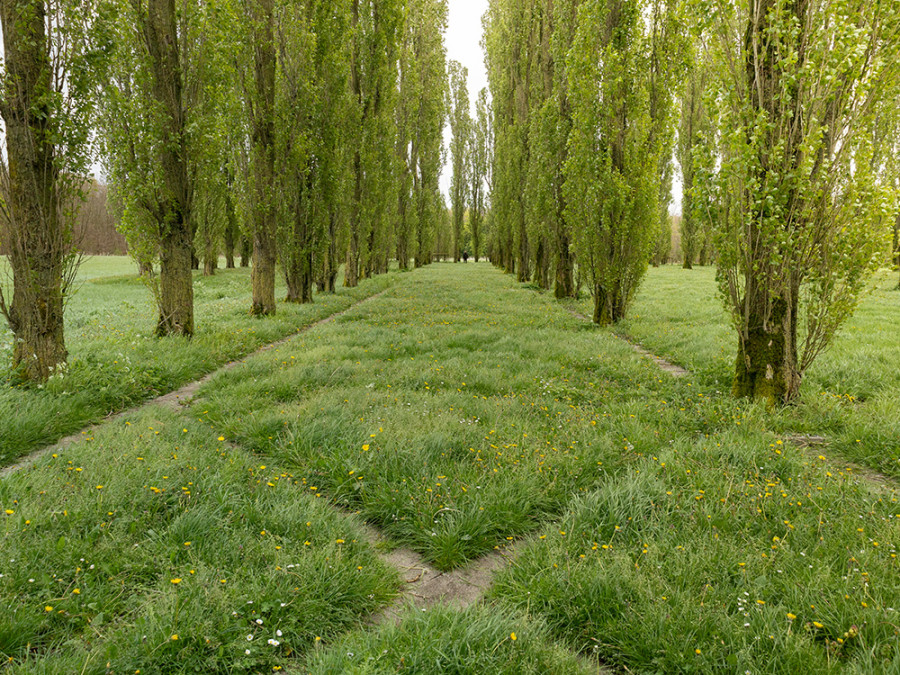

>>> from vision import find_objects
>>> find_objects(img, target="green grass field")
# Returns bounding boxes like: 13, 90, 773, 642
0, 257, 398, 466
1, 262, 898, 673
572, 266, 900, 480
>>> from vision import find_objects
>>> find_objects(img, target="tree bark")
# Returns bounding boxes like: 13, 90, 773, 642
145, 0, 193, 336
240, 235, 251, 267
554, 233, 575, 299
224, 189, 237, 269
248, 0, 277, 315
0, 0, 69, 380
157, 226, 194, 336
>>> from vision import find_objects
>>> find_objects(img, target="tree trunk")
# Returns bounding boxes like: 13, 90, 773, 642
224, 189, 237, 269
247, 0, 277, 315
893, 211, 899, 288
251, 232, 276, 315
139, 260, 154, 277
0, 0, 69, 381
203, 216, 216, 276
554, 234, 575, 299
732, 293, 801, 405
146, 0, 193, 337
157, 227, 194, 336
240, 235, 251, 267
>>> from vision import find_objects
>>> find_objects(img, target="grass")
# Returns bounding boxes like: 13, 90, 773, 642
0, 406, 398, 673
2, 261, 899, 673
0, 257, 398, 466
570, 265, 900, 479
306, 604, 592, 674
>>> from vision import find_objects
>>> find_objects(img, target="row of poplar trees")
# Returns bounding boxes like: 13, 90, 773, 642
0, 0, 450, 382
483, 0, 900, 405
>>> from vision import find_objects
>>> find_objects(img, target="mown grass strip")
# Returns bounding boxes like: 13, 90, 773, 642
0, 261, 398, 467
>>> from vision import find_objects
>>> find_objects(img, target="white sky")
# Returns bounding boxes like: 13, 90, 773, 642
439, 0, 489, 198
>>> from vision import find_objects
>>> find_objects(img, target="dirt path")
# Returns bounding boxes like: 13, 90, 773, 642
565, 307, 690, 378
0, 289, 390, 480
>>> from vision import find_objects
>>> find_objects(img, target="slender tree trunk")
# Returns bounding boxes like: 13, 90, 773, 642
893, 212, 899, 288
146, 0, 193, 337
0, 0, 70, 381
248, 0, 277, 315
554, 233, 575, 299
203, 213, 216, 276
240, 235, 251, 267
224, 189, 237, 269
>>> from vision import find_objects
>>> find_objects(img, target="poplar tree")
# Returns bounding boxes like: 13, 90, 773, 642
565, 0, 682, 325
485, 0, 536, 279
101, 0, 200, 336
448, 60, 471, 263
241, 0, 278, 315
705, 0, 900, 403
469, 88, 492, 263
396, 0, 449, 270
346, 0, 403, 286
0, 0, 101, 381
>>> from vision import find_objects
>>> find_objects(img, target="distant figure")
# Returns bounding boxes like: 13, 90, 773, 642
462, 250, 469, 263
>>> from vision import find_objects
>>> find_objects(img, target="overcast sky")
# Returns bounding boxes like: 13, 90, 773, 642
439, 0, 489, 198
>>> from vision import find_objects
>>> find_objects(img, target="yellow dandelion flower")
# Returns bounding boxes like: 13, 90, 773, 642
510, 632, 517, 641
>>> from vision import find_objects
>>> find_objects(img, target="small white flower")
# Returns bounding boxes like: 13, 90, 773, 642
268, 639, 280, 646
246, 634, 254, 641
256, 619, 263, 625
245, 649, 251, 655
276, 629, 282, 637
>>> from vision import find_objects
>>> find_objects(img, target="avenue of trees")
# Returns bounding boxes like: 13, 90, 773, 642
481, 0, 900, 404
2, 0, 900, 408
1, 0, 449, 378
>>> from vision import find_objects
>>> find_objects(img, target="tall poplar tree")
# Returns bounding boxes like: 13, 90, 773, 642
396, 0, 448, 270
706, 0, 900, 403
469, 88, 492, 263
0, 0, 100, 381
242, 0, 278, 315
448, 60, 471, 263
101, 0, 200, 336
565, 0, 682, 325
346, 0, 403, 286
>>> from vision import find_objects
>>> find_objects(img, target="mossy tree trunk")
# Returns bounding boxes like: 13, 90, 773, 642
247, 0, 277, 316
146, 0, 193, 337
0, 0, 70, 381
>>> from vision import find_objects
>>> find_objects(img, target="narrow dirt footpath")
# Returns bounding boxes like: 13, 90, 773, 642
565, 306, 690, 377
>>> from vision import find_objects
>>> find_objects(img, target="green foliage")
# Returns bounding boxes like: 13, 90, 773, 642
565, 0, 683, 324
395, 0, 448, 269
448, 60, 471, 262
701, 0, 900, 398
